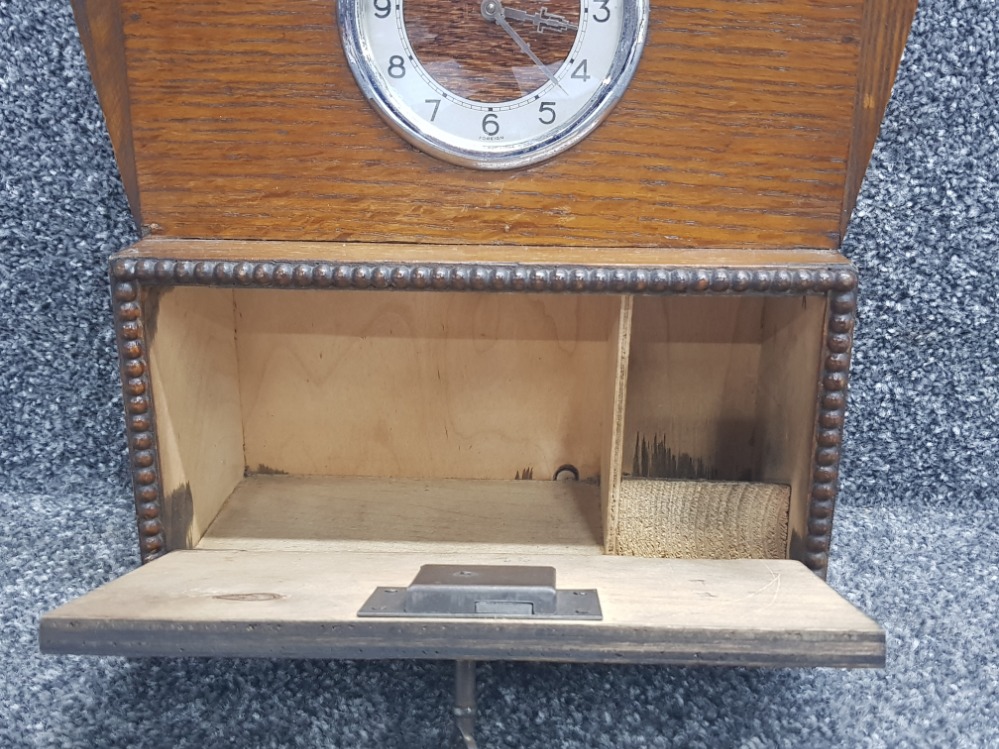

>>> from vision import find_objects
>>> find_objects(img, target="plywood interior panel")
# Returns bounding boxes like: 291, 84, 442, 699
234, 289, 616, 481
198, 475, 603, 555
146, 287, 245, 549
623, 296, 765, 481
118, 0, 864, 247
40, 550, 885, 667
755, 295, 827, 558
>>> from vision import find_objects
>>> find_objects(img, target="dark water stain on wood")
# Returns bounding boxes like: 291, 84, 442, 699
629, 433, 753, 481
247, 464, 289, 476
164, 482, 194, 551
139, 285, 166, 343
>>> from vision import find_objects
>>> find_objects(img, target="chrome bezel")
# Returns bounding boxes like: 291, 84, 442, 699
337, 0, 650, 170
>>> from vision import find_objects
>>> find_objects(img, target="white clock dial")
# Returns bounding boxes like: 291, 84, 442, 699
338, 0, 649, 169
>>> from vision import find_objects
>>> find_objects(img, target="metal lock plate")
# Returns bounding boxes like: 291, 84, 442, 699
357, 564, 602, 620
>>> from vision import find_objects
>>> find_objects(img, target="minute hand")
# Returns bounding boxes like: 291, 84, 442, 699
480, 0, 567, 93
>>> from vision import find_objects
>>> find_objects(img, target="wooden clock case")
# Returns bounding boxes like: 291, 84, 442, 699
41, 0, 917, 669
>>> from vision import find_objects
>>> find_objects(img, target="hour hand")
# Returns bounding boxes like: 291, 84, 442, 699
504, 6, 579, 34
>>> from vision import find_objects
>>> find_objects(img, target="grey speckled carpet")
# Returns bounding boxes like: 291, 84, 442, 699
2, 1, 998, 747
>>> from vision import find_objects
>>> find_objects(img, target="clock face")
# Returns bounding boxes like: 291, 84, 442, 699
338, 0, 649, 169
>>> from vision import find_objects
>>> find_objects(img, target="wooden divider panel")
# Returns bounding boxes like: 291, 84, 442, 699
601, 297, 633, 553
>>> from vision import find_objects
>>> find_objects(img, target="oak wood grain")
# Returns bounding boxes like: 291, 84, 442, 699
39, 550, 884, 666
70, 0, 142, 224
116, 0, 867, 247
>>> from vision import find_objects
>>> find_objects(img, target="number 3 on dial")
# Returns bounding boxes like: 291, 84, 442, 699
338, 0, 650, 169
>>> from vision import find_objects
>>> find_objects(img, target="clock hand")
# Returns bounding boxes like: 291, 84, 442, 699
504, 6, 578, 34
480, 0, 568, 94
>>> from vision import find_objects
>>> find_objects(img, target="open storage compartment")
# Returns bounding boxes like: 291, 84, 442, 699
141, 286, 828, 563
148, 286, 623, 556
40, 245, 883, 667
607, 295, 828, 562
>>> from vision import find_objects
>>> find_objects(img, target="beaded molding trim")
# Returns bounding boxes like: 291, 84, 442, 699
111, 278, 164, 561
111, 257, 856, 574
805, 286, 856, 578
111, 257, 858, 296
